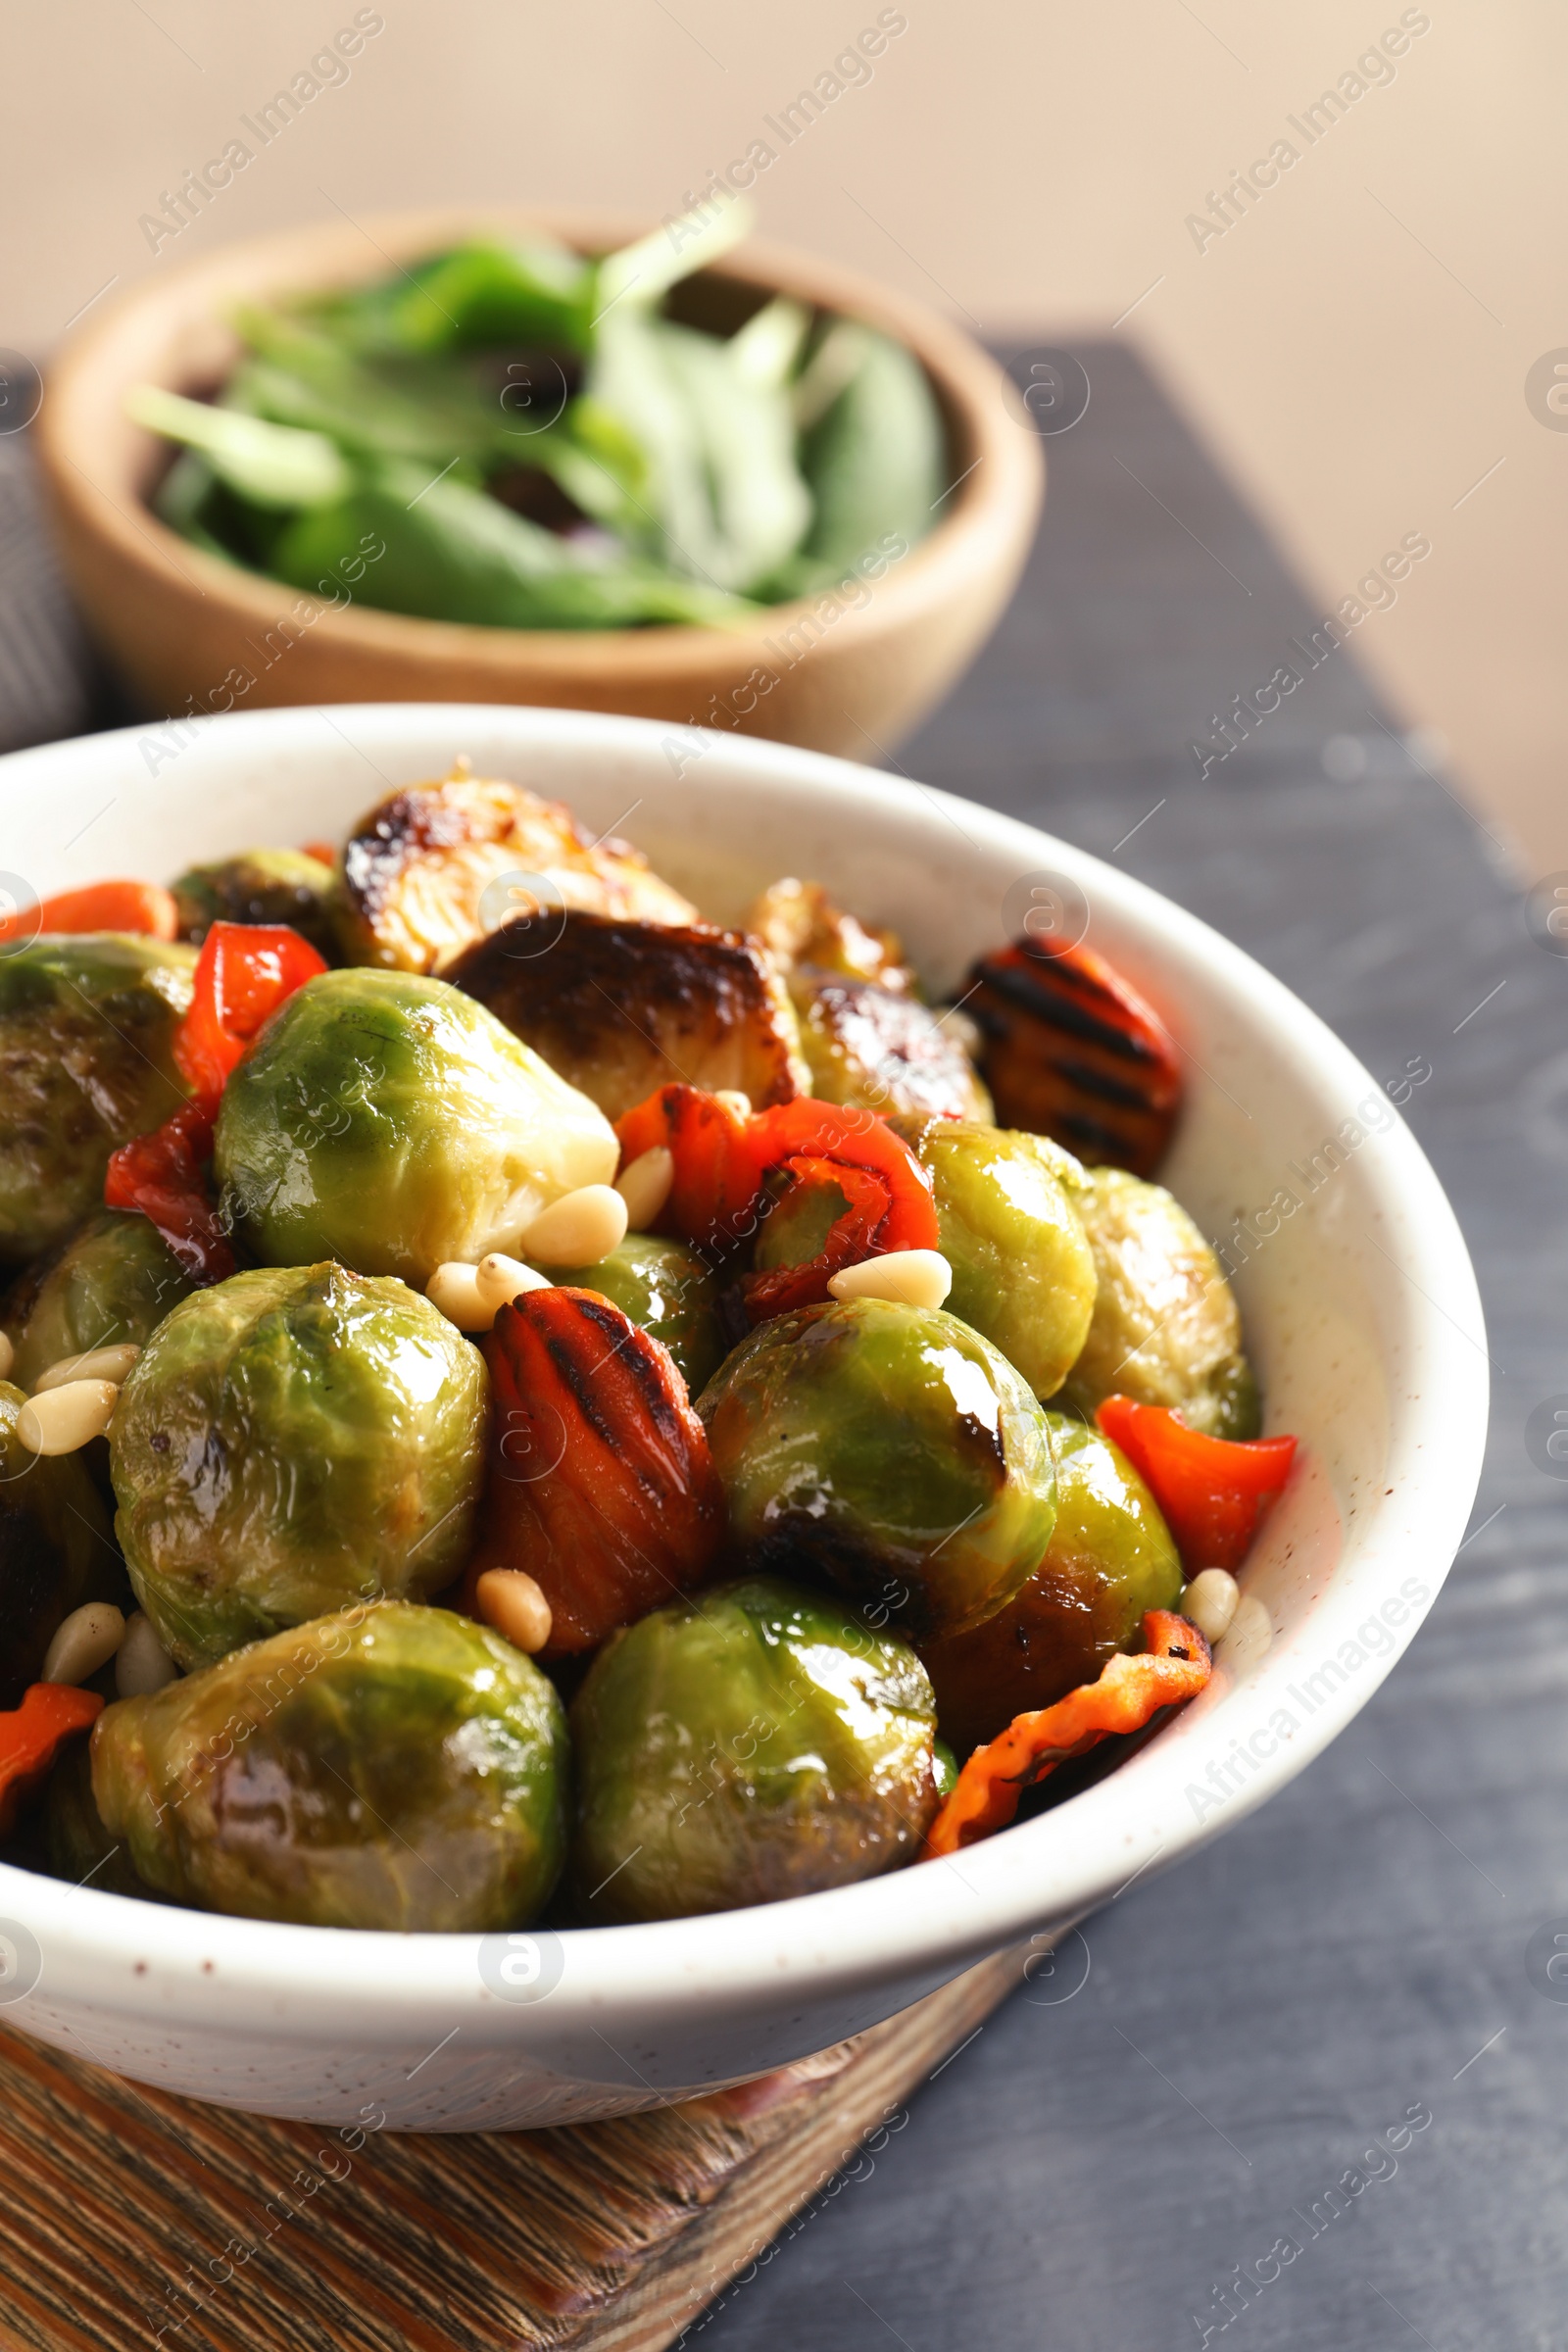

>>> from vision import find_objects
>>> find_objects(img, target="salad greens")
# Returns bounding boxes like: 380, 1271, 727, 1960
129, 204, 946, 631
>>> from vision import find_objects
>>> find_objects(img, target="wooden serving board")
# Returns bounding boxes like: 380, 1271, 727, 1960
0, 1944, 1028, 2352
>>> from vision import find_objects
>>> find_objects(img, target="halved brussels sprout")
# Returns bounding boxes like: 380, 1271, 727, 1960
0, 1379, 121, 1705
0, 935, 195, 1264
90, 1602, 568, 1930
3, 1209, 194, 1394
570, 1576, 939, 1921
576, 1233, 726, 1396
447, 911, 808, 1119
111, 1263, 488, 1668
791, 978, 992, 1122
920, 1411, 1183, 1755
1057, 1167, 1259, 1439
700, 1298, 1056, 1642
171, 847, 339, 961
332, 772, 695, 971
214, 968, 617, 1282
888, 1116, 1097, 1400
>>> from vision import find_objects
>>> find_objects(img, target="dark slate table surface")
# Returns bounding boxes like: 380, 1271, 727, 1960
5, 343, 1562, 2352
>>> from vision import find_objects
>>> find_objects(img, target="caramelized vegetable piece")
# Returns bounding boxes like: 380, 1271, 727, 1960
746, 877, 915, 993
2, 1209, 194, 1395
470, 1286, 724, 1655
331, 770, 695, 971
923, 1609, 1211, 1856
920, 1412, 1183, 1754
0, 1682, 105, 1839
790, 976, 992, 1122
0, 882, 177, 946
1095, 1395, 1297, 1573
447, 909, 808, 1119
965, 935, 1182, 1177
171, 849, 338, 960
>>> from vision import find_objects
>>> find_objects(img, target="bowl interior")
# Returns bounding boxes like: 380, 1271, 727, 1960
0, 705, 1487, 2083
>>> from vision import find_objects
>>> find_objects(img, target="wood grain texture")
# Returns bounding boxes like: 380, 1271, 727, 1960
0, 1945, 1027, 2352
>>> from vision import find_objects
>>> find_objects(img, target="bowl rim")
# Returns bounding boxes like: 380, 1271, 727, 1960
0, 704, 1489, 2046
33, 206, 1044, 679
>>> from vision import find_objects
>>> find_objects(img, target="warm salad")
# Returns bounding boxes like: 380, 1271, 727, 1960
0, 771, 1296, 1931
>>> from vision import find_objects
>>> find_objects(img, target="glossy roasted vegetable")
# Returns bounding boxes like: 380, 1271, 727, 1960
2, 1210, 194, 1395
90, 1603, 568, 1930
791, 977, 991, 1121
887, 1117, 1097, 1400
964, 935, 1182, 1177
0, 1381, 121, 1706
468, 1287, 723, 1656
214, 968, 616, 1283
0, 936, 195, 1264
110, 1264, 488, 1669
746, 877, 915, 994
170, 848, 339, 961
570, 1577, 940, 1922
331, 772, 694, 972
574, 1233, 725, 1396
700, 1298, 1056, 1642
920, 1411, 1183, 1755
44, 1738, 165, 1901
1059, 1167, 1259, 1439
448, 909, 808, 1119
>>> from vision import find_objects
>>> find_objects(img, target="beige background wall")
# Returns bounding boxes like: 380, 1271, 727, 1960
4, 0, 1562, 876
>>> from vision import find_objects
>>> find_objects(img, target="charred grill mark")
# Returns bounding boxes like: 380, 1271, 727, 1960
1047, 1056, 1160, 1112
976, 958, 1160, 1064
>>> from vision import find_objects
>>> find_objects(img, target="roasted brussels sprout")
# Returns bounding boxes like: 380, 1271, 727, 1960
0, 1380, 121, 1705
111, 1263, 488, 1668
0, 935, 195, 1264
570, 1577, 940, 1922
887, 1117, 1097, 1400
171, 847, 339, 961
90, 1603, 568, 1930
576, 1233, 725, 1395
471, 1287, 723, 1655
447, 909, 808, 1118
2, 1210, 194, 1394
920, 1411, 1183, 1755
214, 968, 617, 1282
700, 1298, 1056, 1642
1058, 1167, 1259, 1439
791, 978, 992, 1121
746, 877, 915, 993
44, 1739, 165, 1902
332, 771, 695, 971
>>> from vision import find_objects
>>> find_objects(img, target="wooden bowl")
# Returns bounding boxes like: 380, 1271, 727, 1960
34, 208, 1043, 755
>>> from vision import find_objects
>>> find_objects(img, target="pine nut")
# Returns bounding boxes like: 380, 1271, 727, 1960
116, 1611, 179, 1697
17, 1379, 120, 1454
474, 1568, 553, 1655
522, 1184, 629, 1269
827, 1250, 954, 1312
0, 1331, 12, 1382
41, 1601, 125, 1687
34, 1343, 141, 1394
474, 1252, 553, 1313
713, 1090, 752, 1119
426, 1263, 493, 1332
615, 1146, 674, 1231
1179, 1568, 1241, 1643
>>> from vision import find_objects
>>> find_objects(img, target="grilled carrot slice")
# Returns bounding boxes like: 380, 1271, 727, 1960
965, 936, 1182, 1176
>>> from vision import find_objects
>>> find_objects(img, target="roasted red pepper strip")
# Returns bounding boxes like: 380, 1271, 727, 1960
0, 1684, 106, 1840
104, 921, 326, 1283
466, 1285, 725, 1656
174, 921, 328, 1116
923, 1609, 1210, 1856
1095, 1395, 1298, 1574
613, 1086, 940, 1317
0, 879, 177, 946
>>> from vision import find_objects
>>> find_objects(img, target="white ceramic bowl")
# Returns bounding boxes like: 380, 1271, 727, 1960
0, 706, 1487, 2130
